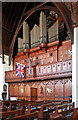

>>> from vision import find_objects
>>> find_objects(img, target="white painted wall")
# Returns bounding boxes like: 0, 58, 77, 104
72, 27, 78, 107
0, 54, 13, 100
0, 55, 4, 100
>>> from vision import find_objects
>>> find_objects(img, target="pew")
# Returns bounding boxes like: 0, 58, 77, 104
2, 100, 29, 110
49, 108, 78, 120
67, 108, 78, 120
0, 107, 7, 112
0, 100, 71, 120
49, 114, 62, 120
49, 102, 75, 120
0, 109, 22, 120
7, 111, 39, 120
39, 102, 63, 119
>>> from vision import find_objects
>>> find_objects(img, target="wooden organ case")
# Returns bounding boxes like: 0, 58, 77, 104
5, 12, 72, 101
5, 40, 72, 101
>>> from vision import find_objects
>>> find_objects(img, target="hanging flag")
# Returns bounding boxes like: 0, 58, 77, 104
29, 58, 31, 75
16, 63, 25, 77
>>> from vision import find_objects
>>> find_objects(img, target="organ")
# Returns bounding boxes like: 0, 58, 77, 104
5, 11, 72, 101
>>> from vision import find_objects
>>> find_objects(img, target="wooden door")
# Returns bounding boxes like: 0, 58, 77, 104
31, 88, 37, 101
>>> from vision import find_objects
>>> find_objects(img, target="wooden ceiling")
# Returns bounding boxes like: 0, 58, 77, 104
2, 2, 75, 64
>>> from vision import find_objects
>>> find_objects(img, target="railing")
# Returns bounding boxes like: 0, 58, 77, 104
36, 59, 72, 76
5, 60, 72, 82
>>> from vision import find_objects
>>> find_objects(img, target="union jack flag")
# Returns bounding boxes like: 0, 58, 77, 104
16, 63, 25, 77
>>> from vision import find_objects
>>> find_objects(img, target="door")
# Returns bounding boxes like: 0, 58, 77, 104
31, 88, 37, 101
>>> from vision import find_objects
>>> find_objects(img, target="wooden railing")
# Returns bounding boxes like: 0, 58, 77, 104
5, 60, 72, 82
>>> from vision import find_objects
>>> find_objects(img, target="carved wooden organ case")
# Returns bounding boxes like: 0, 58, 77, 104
5, 11, 72, 101
5, 40, 72, 101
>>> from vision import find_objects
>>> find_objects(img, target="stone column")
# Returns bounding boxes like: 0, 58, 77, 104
40, 11, 46, 43
23, 22, 29, 49
72, 27, 78, 107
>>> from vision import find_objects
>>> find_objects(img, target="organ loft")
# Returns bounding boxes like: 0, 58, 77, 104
1, 2, 78, 119
5, 11, 72, 101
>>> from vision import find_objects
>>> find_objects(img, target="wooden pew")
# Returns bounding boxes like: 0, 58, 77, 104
55, 102, 74, 114
0, 109, 22, 120
2, 100, 28, 111
2, 100, 10, 109
67, 108, 78, 120
0, 99, 70, 119
7, 111, 39, 120
49, 102, 75, 120
49, 114, 62, 120
0, 107, 7, 112
39, 102, 63, 119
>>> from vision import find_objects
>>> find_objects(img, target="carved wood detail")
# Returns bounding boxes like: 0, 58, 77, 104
8, 78, 72, 101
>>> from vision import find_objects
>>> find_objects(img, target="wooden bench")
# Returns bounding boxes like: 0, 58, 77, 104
7, 111, 39, 120
49, 114, 62, 120
0, 107, 8, 112
39, 102, 63, 119
49, 108, 78, 120
0, 109, 22, 120
55, 102, 74, 114
49, 102, 75, 120
2, 100, 29, 111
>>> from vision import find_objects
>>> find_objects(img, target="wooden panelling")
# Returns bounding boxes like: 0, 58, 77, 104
57, 63, 61, 72
68, 60, 72, 71
13, 40, 71, 70
9, 84, 14, 96
6, 40, 72, 101
8, 78, 72, 101
58, 40, 72, 61
62, 61, 67, 71
46, 81, 54, 98
65, 79, 72, 97
18, 83, 24, 97
47, 65, 51, 74
31, 88, 37, 101
5, 60, 72, 83
55, 80, 63, 97
5, 40, 72, 83
38, 83, 45, 98
25, 84, 30, 97
14, 84, 18, 96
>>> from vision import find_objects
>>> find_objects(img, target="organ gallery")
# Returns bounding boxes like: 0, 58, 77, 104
1, 2, 78, 120
5, 11, 72, 101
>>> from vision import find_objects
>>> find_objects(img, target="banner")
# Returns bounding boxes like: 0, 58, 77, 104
16, 63, 25, 77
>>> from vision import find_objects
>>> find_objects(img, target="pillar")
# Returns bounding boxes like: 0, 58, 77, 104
72, 27, 78, 107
